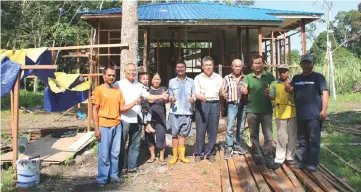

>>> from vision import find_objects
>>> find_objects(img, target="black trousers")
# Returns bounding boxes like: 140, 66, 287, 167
297, 119, 322, 165
195, 101, 220, 157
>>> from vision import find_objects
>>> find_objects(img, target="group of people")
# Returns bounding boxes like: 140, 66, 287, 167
92, 53, 328, 186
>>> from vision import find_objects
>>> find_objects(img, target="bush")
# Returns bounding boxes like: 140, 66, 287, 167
1, 90, 43, 111
0, 167, 16, 192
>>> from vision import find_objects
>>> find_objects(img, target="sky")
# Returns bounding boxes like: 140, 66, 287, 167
254, 0, 360, 53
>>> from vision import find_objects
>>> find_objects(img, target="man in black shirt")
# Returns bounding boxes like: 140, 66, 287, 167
286, 53, 329, 172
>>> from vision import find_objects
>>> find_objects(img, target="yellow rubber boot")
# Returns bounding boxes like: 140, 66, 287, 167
178, 146, 190, 163
168, 147, 178, 165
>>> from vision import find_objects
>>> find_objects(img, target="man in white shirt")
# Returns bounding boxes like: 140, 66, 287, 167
194, 56, 223, 162
115, 63, 168, 174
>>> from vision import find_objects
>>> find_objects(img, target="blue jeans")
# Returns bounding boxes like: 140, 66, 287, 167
226, 103, 247, 149
120, 121, 142, 170
297, 119, 322, 165
97, 123, 122, 184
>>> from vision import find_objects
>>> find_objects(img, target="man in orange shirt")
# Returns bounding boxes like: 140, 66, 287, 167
92, 66, 140, 186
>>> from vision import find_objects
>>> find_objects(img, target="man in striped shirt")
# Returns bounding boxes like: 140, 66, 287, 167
222, 59, 248, 159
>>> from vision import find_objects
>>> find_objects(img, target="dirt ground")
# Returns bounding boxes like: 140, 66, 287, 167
20, 133, 223, 192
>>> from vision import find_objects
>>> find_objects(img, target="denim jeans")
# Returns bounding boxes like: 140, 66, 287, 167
97, 123, 122, 184
120, 121, 141, 170
226, 103, 247, 149
297, 119, 322, 165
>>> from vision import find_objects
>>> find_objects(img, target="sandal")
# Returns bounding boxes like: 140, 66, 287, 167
159, 159, 166, 165
147, 158, 156, 163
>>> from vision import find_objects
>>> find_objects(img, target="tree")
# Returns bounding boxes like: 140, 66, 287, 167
120, 0, 138, 77
290, 50, 301, 65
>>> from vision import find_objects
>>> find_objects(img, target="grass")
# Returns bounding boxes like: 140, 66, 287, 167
319, 92, 361, 191
1, 90, 43, 111
0, 167, 16, 192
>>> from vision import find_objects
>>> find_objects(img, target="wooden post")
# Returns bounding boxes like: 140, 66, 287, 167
246, 28, 250, 67
143, 27, 148, 72
288, 36, 291, 65
279, 38, 282, 64
221, 31, 225, 66
271, 31, 275, 76
301, 19, 307, 55
107, 31, 110, 66
264, 41, 268, 62
97, 19, 101, 86
208, 39, 211, 56
240, 28, 243, 59
258, 28, 262, 56
275, 39, 279, 65
283, 32, 287, 64
88, 29, 94, 132
11, 74, 20, 167
157, 38, 160, 73
236, 27, 240, 57
178, 28, 181, 59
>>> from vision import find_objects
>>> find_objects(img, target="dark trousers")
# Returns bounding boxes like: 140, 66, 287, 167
145, 113, 167, 149
119, 121, 141, 170
247, 113, 273, 159
195, 101, 220, 157
297, 119, 322, 165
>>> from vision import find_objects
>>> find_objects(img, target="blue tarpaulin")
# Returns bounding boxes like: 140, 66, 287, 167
0, 49, 89, 112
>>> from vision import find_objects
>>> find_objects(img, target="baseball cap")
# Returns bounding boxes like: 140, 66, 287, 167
300, 53, 314, 63
278, 64, 289, 70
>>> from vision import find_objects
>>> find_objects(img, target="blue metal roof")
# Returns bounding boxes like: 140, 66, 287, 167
78, 2, 322, 21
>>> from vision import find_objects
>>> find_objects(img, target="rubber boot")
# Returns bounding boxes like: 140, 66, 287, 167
178, 146, 190, 163
168, 147, 178, 165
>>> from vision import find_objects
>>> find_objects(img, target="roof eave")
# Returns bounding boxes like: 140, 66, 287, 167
137, 20, 283, 26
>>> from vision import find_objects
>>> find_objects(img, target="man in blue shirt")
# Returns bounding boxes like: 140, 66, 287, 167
167, 60, 196, 165
286, 53, 329, 172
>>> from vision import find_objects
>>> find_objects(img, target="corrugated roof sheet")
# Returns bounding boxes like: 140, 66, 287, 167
78, 2, 322, 21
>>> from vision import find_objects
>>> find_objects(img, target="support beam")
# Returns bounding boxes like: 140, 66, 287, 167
48, 43, 129, 51
246, 28, 250, 66
283, 32, 287, 64
11, 75, 20, 166
288, 36, 291, 65
271, 32, 275, 65
275, 39, 279, 65
240, 28, 243, 60
178, 28, 181, 59
157, 38, 160, 73
143, 27, 148, 72
108, 31, 110, 66
236, 27, 240, 57
221, 31, 225, 66
96, 19, 101, 87
301, 19, 307, 55
258, 28, 262, 56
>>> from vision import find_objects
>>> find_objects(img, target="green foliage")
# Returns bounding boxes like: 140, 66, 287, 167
0, 167, 16, 192
1, 90, 43, 111
290, 50, 301, 65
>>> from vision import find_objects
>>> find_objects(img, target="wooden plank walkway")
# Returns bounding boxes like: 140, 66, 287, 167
218, 139, 356, 192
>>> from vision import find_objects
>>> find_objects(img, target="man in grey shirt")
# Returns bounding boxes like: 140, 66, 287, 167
168, 60, 195, 165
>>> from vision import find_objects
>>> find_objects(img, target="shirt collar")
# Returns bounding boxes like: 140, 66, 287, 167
176, 76, 189, 81
201, 72, 216, 79
229, 73, 244, 79
252, 70, 267, 77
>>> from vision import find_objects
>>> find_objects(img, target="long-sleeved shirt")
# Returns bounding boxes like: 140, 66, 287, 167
194, 72, 223, 101
168, 76, 195, 115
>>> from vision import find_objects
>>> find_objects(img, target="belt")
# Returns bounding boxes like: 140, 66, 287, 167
204, 100, 219, 103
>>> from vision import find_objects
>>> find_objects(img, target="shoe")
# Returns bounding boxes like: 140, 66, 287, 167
178, 146, 190, 163
254, 154, 264, 165
224, 148, 233, 160
128, 167, 143, 174
234, 145, 248, 155
168, 147, 178, 165
120, 169, 128, 177
286, 160, 297, 165
265, 158, 275, 169
207, 155, 216, 162
305, 165, 317, 172
294, 162, 305, 169
194, 156, 202, 162
97, 183, 105, 188
272, 163, 282, 170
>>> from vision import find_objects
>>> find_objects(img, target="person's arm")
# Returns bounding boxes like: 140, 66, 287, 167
221, 78, 227, 96
92, 88, 101, 140
268, 81, 276, 100
194, 76, 205, 101
319, 75, 329, 120
119, 91, 140, 112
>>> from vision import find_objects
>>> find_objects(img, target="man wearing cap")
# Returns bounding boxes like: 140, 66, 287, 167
222, 59, 248, 160
242, 55, 275, 169
266, 64, 297, 170
285, 53, 329, 172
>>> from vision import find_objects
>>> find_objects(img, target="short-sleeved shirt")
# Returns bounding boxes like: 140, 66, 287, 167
93, 84, 124, 127
194, 72, 223, 101
291, 72, 328, 120
222, 73, 247, 105
244, 70, 275, 113
114, 78, 150, 123
149, 86, 167, 119
270, 79, 296, 119
168, 76, 195, 115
